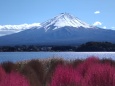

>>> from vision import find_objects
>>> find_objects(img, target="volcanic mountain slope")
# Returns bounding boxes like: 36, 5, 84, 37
0, 13, 115, 46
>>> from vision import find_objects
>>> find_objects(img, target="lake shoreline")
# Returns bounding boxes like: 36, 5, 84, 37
0, 52, 115, 63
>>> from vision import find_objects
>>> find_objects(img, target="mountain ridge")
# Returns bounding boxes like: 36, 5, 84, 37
0, 13, 115, 46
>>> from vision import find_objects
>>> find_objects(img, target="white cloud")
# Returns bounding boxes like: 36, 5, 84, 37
94, 11, 100, 14
0, 23, 41, 30
103, 26, 107, 29
112, 27, 115, 29
0, 23, 41, 36
93, 21, 102, 26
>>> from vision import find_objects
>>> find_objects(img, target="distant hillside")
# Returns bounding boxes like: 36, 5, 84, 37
76, 42, 115, 51
0, 42, 115, 52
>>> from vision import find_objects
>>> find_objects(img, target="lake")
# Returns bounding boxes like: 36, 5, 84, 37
0, 52, 115, 63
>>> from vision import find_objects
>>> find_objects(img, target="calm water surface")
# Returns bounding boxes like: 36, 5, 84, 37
0, 52, 115, 63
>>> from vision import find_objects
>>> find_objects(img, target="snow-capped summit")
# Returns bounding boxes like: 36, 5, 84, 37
41, 13, 92, 31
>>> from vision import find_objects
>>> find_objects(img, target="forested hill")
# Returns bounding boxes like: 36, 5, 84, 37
76, 42, 115, 51
0, 42, 115, 52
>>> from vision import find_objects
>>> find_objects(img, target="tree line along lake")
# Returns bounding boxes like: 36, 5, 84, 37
0, 52, 115, 63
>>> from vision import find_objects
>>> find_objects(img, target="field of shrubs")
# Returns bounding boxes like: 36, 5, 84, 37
0, 56, 115, 86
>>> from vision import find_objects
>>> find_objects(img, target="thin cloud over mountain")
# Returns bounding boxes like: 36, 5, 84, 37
103, 26, 107, 29
0, 23, 41, 30
0, 23, 41, 36
112, 27, 115, 29
93, 21, 102, 26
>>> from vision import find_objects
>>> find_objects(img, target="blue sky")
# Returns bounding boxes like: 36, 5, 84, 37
0, 0, 115, 29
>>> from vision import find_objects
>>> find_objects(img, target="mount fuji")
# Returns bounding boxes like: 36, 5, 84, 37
0, 13, 115, 46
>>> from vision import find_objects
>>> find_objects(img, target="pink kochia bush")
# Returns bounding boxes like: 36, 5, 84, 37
1, 57, 115, 86
50, 57, 115, 86
0, 66, 6, 82
77, 56, 100, 77
0, 71, 30, 86
50, 64, 82, 86
83, 64, 115, 86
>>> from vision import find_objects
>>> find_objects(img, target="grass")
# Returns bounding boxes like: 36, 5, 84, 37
1, 57, 115, 86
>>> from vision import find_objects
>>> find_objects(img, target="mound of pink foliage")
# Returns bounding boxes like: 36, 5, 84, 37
82, 63, 115, 86
0, 71, 30, 86
0, 66, 6, 82
77, 57, 100, 77
50, 64, 82, 86
50, 57, 115, 86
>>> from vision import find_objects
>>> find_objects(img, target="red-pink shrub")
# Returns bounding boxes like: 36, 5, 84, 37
50, 64, 82, 86
77, 56, 100, 77
0, 71, 30, 86
0, 66, 6, 82
83, 64, 115, 86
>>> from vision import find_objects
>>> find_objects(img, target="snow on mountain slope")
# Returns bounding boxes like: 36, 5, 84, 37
0, 13, 115, 46
0, 23, 41, 36
41, 13, 94, 31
